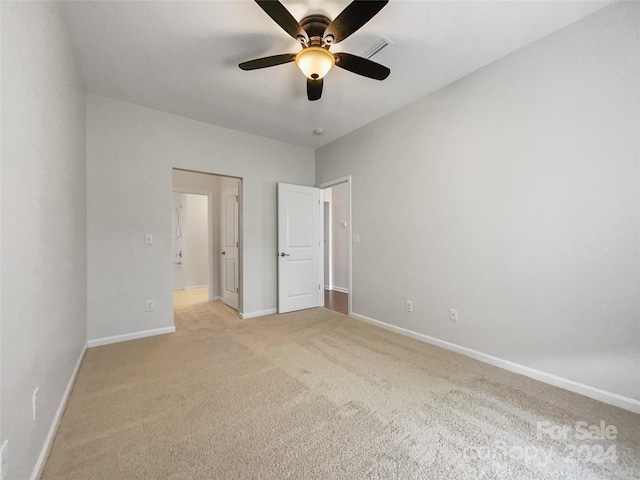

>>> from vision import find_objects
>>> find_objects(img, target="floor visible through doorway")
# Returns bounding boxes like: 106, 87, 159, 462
173, 288, 237, 330
325, 289, 348, 315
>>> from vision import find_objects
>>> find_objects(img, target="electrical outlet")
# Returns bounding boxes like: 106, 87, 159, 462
405, 300, 413, 313
450, 309, 458, 322
1, 440, 8, 480
32, 387, 39, 421
145, 300, 154, 312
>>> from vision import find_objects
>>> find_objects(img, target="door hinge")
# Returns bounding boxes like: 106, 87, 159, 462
236, 241, 238, 247
235, 195, 238, 202
236, 287, 239, 293
318, 284, 321, 290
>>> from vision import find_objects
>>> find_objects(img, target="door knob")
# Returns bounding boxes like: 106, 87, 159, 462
280, 252, 290, 257
221, 251, 226, 255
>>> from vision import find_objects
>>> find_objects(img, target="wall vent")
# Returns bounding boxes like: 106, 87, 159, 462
362, 36, 393, 59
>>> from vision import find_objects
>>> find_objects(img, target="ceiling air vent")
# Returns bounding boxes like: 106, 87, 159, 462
362, 36, 393, 59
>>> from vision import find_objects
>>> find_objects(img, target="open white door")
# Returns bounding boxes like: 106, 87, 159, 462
278, 183, 322, 313
221, 185, 239, 310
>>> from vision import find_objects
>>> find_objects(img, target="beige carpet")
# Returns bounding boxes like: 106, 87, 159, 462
42, 289, 640, 479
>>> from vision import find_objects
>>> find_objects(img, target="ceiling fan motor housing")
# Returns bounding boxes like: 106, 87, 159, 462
300, 15, 332, 47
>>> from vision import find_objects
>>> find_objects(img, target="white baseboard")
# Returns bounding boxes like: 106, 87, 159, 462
31, 344, 86, 480
350, 312, 640, 415
240, 308, 278, 319
87, 326, 176, 348
211, 296, 222, 302
184, 285, 208, 291
329, 286, 349, 294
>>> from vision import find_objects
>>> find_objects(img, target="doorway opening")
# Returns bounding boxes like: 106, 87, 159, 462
320, 177, 352, 316
172, 192, 209, 292
172, 168, 242, 325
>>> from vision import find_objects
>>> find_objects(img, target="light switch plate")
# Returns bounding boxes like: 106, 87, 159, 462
352, 233, 360, 244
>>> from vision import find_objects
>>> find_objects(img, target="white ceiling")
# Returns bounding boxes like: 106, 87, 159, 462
62, 0, 614, 149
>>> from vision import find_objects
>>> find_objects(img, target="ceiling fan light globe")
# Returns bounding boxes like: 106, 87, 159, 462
295, 47, 335, 80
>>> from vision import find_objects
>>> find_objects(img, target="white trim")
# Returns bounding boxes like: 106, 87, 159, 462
329, 286, 349, 294
211, 296, 222, 302
87, 326, 176, 348
184, 285, 208, 290
322, 197, 332, 301
350, 312, 640, 414
30, 344, 86, 480
240, 308, 277, 319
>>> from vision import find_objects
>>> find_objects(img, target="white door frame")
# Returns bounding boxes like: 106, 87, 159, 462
323, 201, 332, 290
172, 188, 214, 301
318, 175, 352, 316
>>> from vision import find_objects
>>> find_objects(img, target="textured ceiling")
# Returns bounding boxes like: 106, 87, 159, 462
62, 0, 613, 149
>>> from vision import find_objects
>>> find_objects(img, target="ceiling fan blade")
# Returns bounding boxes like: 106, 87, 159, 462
334, 53, 390, 80
239, 53, 296, 71
324, 0, 388, 44
307, 78, 323, 101
255, 1, 307, 42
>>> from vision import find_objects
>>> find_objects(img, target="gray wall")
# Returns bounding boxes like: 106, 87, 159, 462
1, 2, 88, 479
183, 194, 210, 289
87, 94, 315, 341
316, 2, 640, 402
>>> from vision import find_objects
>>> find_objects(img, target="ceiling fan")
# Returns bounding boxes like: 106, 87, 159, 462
239, 0, 390, 101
